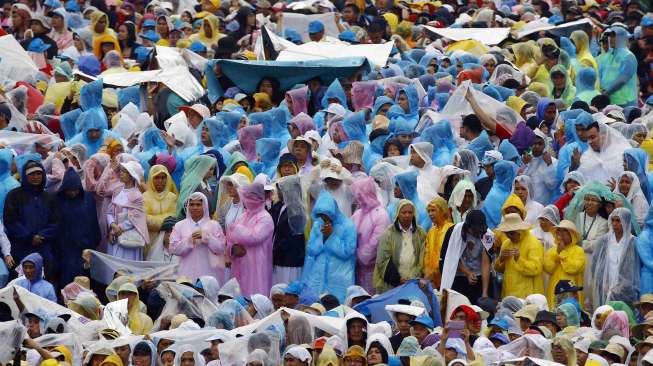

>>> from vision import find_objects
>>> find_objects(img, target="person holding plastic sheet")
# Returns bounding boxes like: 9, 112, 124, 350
374, 200, 426, 294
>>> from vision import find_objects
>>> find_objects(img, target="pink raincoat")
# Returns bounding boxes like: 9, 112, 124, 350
350, 177, 391, 294
107, 185, 150, 260
289, 113, 316, 136
170, 192, 226, 283
82, 153, 111, 251
286, 86, 308, 116
226, 183, 274, 296
352, 81, 377, 111
237, 124, 263, 161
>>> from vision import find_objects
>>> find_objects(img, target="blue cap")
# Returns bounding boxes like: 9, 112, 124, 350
489, 317, 510, 331
339, 30, 357, 43
285, 281, 302, 296
44, 0, 62, 8
643, 13, 653, 27
489, 333, 510, 345
64, 0, 79, 11
141, 30, 160, 42
134, 46, 151, 63
190, 41, 207, 53
284, 28, 302, 43
27, 38, 52, 53
646, 94, 653, 105
143, 19, 156, 27
308, 20, 325, 34
226, 20, 240, 33
410, 315, 434, 330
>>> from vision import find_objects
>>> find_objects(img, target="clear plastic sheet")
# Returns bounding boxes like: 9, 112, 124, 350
0, 320, 25, 364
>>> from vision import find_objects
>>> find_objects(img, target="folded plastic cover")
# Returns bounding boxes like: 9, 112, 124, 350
89, 250, 179, 285
101, 66, 204, 102
0, 35, 39, 90
277, 41, 393, 70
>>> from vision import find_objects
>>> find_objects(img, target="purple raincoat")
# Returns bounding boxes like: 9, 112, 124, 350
226, 183, 274, 296
350, 177, 391, 294
286, 86, 309, 116
238, 124, 263, 161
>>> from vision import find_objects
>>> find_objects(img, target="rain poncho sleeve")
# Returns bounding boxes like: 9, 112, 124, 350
636, 207, 653, 295
301, 190, 357, 301
226, 183, 274, 297
350, 177, 391, 294
494, 230, 545, 298
170, 192, 226, 283
543, 239, 585, 308
599, 27, 638, 106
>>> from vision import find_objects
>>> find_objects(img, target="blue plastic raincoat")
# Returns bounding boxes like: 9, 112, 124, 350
636, 207, 653, 295
15, 253, 57, 302
421, 120, 457, 167
599, 27, 638, 106
481, 160, 518, 228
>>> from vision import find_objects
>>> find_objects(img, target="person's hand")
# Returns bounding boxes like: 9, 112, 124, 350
192, 231, 202, 242
82, 250, 92, 265
522, 152, 532, 165
320, 220, 333, 237
462, 327, 470, 343
231, 244, 246, 258
543, 150, 552, 165
5, 255, 15, 269
513, 248, 520, 261
556, 241, 565, 254
160, 131, 177, 149
31, 235, 44, 247
334, 12, 341, 22
608, 177, 617, 191
441, 326, 449, 342
571, 147, 581, 167
464, 88, 473, 102
500, 249, 512, 260
466, 272, 478, 285
23, 338, 38, 349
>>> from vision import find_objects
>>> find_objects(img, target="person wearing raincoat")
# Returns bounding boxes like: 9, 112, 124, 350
55, 167, 100, 286
388, 171, 430, 230
143, 165, 177, 256
524, 129, 558, 204
543, 220, 586, 309
0, 149, 20, 221
448, 179, 478, 225
373, 200, 426, 294
592, 208, 641, 306
387, 85, 420, 126
578, 121, 630, 184
4, 159, 58, 278
513, 42, 539, 79
226, 183, 274, 297
170, 192, 226, 283
176, 155, 217, 217
216, 172, 251, 234
512, 175, 544, 225
494, 213, 545, 299
599, 27, 638, 107
117, 282, 153, 335
549, 65, 576, 107
190, 15, 223, 48
481, 160, 518, 229
575, 67, 600, 105
570, 30, 598, 72
555, 302, 580, 334
636, 207, 653, 296
302, 190, 356, 301
270, 175, 307, 285
351, 177, 390, 294
614, 171, 649, 228
14, 252, 57, 302
423, 197, 453, 288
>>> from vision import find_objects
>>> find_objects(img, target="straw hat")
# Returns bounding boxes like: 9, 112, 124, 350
554, 220, 579, 235
340, 141, 364, 166
496, 213, 532, 232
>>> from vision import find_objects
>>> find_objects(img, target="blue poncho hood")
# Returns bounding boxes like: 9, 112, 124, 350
321, 79, 347, 109
421, 120, 457, 167
481, 160, 518, 228
20, 253, 44, 282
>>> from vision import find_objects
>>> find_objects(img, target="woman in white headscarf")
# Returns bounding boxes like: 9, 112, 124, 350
614, 171, 649, 227
592, 207, 641, 306
512, 175, 544, 225
448, 179, 478, 224
532, 204, 561, 253
216, 172, 251, 232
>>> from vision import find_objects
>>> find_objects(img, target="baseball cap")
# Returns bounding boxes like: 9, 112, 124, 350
410, 316, 434, 330
142, 19, 156, 27
554, 280, 582, 295
308, 20, 325, 34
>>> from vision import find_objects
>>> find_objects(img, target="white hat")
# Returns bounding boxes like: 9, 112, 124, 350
180, 103, 211, 120
120, 161, 144, 183
470, 305, 489, 320
284, 346, 312, 363
234, 93, 247, 102
319, 158, 345, 181
325, 103, 346, 118
574, 338, 592, 354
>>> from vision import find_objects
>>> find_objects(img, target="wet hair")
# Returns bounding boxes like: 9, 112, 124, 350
462, 114, 483, 134
591, 94, 610, 111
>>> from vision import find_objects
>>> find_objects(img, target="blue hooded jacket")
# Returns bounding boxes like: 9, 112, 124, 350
387, 85, 420, 124
253, 138, 282, 177
636, 207, 653, 295
67, 80, 118, 155
301, 190, 356, 302
4, 159, 58, 265
499, 140, 521, 166
467, 130, 493, 161
556, 110, 592, 185
421, 121, 457, 167
481, 160, 518, 228
55, 168, 100, 285
600, 27, 638, 106
15, 253, 57, 302
574, 67, 599, 104
624, 148, 652, 202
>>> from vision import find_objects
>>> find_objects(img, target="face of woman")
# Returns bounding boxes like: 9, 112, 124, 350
119, 167, 133, 185
386, 144, 401, 157
619, 175, 632, 196
161, 352, 174, 366
484, 61, 495, 75
246, 13, 256, 27
397, 92, 409, 112
514, 181, 529, 203
555, 228, 572, 246
538, 217, 554, 232
551, 73, 566, 90
565, 179, 580, 193
367, 347, 383, 365
153, 172, 167, 193
259, 79, 274, 97
201, 125, 212, 146
12, 12, 23, 28
118, 24, 129, 41
460, 190, 474, 212
188, 198, 204, 220
51, 15, 63, 29
556, 312, 567, 328
157, 18, 169, 35
551, 344, 567, 364
611, 215, 623, 239
583, 195, 601, 216
95, 16, 107, 33
226, 182, 238, 199
506, 230, 521, 243
180, 352, 195, 366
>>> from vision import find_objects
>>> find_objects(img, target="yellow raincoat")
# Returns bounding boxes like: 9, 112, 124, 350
92, 34, 121, 59
506, 96, 528, 115
513, 42, 539, 79
189, 15, 224, 48
570, 30, 598, 72
119, 283, 153, 335
143, 165, 178, 252
494, 229, 545, 298
543, 227, 585, 308
494, 194, 527, 249
99, 355, 124, 366
423, 197, 453, 286
88, 11, 116, 41
639, 139, 653, 171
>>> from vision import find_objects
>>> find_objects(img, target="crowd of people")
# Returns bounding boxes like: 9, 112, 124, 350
3, 0, 653, 364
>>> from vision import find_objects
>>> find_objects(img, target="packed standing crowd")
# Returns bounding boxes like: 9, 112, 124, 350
4, 0, 653, 364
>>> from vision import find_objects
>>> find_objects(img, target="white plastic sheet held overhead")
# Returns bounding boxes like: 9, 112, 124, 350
277, 41, 393, 69
0, 130, 62, 152
0, 35, 39, 89
515, 18, 591, 39
424, 26, 510, 45
101, 65, 205, 102
280, 12, 340, 42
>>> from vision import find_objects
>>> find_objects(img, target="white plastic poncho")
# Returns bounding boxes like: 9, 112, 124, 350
409, 142, 442, 204
512, 175, 544, 225
578, 122, 630, 184
614, 171, 649, 228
